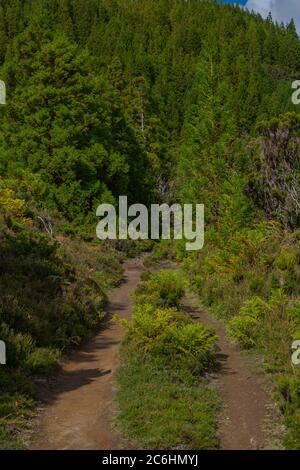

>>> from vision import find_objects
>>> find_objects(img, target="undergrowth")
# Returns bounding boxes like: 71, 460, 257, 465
0, 182, 124, 448
183, 223, 300, 449
116, 269, 220, 450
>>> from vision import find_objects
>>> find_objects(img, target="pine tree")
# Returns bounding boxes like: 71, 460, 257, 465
0, 36, 150, 220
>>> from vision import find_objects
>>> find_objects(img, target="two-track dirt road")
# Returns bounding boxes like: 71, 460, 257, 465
29, 260, 281, 450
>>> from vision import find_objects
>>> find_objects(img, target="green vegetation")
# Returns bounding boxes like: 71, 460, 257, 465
1, 0, 300, 450
0, 181, 124, 448
116, 358, 219, 450
134, 270, 185, 309
183, 221, 300, 448
116, 271, 219, 449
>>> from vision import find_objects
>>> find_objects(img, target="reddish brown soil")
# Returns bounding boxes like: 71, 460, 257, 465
29, 259, 281, 450
184, 294, 281, 450
29, 258, 145, 450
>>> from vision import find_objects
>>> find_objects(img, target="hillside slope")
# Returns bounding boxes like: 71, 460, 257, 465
1, 0, 300, 449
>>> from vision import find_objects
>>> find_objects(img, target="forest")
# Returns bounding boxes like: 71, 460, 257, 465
1, 0, 300, 452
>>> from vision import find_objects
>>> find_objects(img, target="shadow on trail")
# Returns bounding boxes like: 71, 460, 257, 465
41, 368, 112, 405
30, 257, 146, 450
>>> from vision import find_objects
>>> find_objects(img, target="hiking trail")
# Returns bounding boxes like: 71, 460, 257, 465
29, 258, 145, 450
29, 260, 282, 450
183, 293, 283, 450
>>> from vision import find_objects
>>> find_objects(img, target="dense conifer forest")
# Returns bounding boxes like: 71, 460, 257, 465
1, 0, 300, 451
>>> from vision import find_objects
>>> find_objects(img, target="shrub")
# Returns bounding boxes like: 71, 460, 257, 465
152, 321, 217, 373
227, 315, 259, 349
227, 296, 267, 348
228, 290, 295, 373
0, 323, 34, 367
116, 270, 219, 450
143, 240, 178, 267
134, 271, 185, 308
275, 373, 300, 449
124, 304, 217, 374
23, 348, 60, 376
274, 250, 298, 272
0, 200, 124, 447
0, 393, 33, 419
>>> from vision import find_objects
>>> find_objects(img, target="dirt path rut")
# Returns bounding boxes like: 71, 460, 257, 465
29, 259, 281, 450
184, 294, 282, 450
30, 258, 145, 450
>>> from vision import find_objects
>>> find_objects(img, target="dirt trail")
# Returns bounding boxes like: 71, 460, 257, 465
183, 294, 281, 450
29, 258, 145, 450
29, 258, 281, 451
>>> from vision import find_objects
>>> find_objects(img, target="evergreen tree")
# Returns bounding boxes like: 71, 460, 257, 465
0, 35, 150, 221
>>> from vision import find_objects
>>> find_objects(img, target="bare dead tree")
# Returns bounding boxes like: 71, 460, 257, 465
247, 114, 300, 228
36, 216, 53, 237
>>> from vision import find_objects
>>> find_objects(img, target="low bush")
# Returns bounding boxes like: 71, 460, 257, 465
275, 373, 300, 450
143, 240, 179, 268
228, 290, 297, 372
23, 348, 61, 376
0, 185, 125, 448
185, 222, 300, 448
124, 304, 217, 374
116, 269, 219, 449
134, 270, 185, 308
227, 297, 267, 349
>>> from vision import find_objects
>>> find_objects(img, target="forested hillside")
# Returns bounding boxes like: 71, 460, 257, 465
1, 0, 299, 226
1, 0, 300, 450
